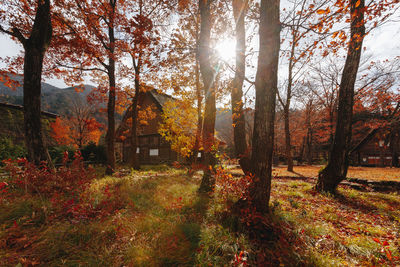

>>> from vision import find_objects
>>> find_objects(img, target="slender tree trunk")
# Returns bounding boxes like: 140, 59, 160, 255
198, 0, 216, 193
284, 103, 293, 171
306, 130, 313, 165
305, 100, 313, 165
231, 0, 250, 173
316, 0, 365, 193
298, 136, 305, 164
130, 61, 141, 170
105, 10, 116, 175
248, 0, 280, 213
23, 0, 53, 166
390, 123, 399, 167
283, 31, 297, 172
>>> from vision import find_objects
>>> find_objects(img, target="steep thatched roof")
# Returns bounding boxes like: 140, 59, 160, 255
115, 90, 174, 141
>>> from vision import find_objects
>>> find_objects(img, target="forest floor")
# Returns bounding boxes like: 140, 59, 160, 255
0, 165, 399, 266
229, 165, 400, 181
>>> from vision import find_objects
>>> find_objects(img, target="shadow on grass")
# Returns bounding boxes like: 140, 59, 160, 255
214, 203, 311, 266
289, 170, 307, 178
126, 174, 210, 266
333, 192, 399, 221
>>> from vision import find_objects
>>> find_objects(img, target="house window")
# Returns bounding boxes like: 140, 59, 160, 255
149, 149, 159, 156
198, 152, 202, 158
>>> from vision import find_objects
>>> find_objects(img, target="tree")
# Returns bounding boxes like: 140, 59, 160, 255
51, 97, 103, 149
316, 0, 366, 193
0, 0, 53, 165
198, 0, 217, 193
231, 0, 251, 173
56, 0, 126, 174
247, 0, 280, 213
158, 98, 197, 158
122, 0, 169, 170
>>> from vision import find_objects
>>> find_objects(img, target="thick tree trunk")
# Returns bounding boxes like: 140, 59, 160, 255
105, 20, 116, 175
231, 0, 250, 173
192, 56, 203, 165
316, 0, 365, 193
248, 0, 280, 213
198, 0, 216, 193
23, 0, 53, 166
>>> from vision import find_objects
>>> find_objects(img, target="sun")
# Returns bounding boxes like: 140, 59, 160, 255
215, 39, 237, 61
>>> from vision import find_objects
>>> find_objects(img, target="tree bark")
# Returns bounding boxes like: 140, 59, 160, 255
390, 122, 399, 167
316, 0, 365, 193
305, 99, 313, 165
231, 0, 251, 173
129, 58, 141, 170
248, 0, 280, 213
105, 2, 117, 175
284, 40, 295, 172
192, 54, 203, 165
23, 0, 53, 166
198, 0, 216, 193
284, 102, 293, 171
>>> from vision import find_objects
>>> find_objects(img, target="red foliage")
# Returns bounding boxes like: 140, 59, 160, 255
1, 152, 124, 223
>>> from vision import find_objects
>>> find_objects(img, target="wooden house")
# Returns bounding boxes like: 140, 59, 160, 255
350, 128, 400, 167
115, 90, 179, 165
0, 102, 58, 145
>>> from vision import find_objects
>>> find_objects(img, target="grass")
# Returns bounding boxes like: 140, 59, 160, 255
1, 164, 399, 266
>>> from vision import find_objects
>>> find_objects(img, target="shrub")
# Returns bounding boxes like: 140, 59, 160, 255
1, 152, 124, 222
48, 145, 76, 164
80, 142, 106, 164
0, 136, 26, 162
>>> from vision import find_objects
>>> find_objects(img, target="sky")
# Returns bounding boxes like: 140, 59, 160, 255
0, 6, 399, 90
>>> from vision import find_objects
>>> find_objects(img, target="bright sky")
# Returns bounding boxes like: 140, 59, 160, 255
0, 8, 399, 89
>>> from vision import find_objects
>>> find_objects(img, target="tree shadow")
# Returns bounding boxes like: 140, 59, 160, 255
288, 170, 306, 178
215, 203, 311, 266
333, 191, 399, 219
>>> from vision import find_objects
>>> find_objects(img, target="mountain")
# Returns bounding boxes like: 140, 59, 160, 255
0, 73, 100, 119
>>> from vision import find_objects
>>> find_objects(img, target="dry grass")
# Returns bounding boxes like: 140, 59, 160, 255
229, 164, 400, 181
273, 165, 400, 181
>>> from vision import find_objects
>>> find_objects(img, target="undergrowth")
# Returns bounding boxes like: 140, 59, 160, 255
0, 162, 399, 266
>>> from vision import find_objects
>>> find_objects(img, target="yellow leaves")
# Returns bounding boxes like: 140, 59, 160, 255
355, 0, 361, 8
158, 99, 197, 158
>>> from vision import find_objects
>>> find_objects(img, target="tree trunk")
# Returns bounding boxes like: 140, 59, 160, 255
248, 0, 280, 213
23, 0, 53, 166
316, 0, 365, 193
390, 122, 399, 167
198, 0, 216, 193
105, 17, 116, 175
283, 29, 298, 172
305, 99, 313, 165
284, 104, 293, 171
192, 55, 203, 165
231, 0, 250, 173
130, 61, 141, 170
